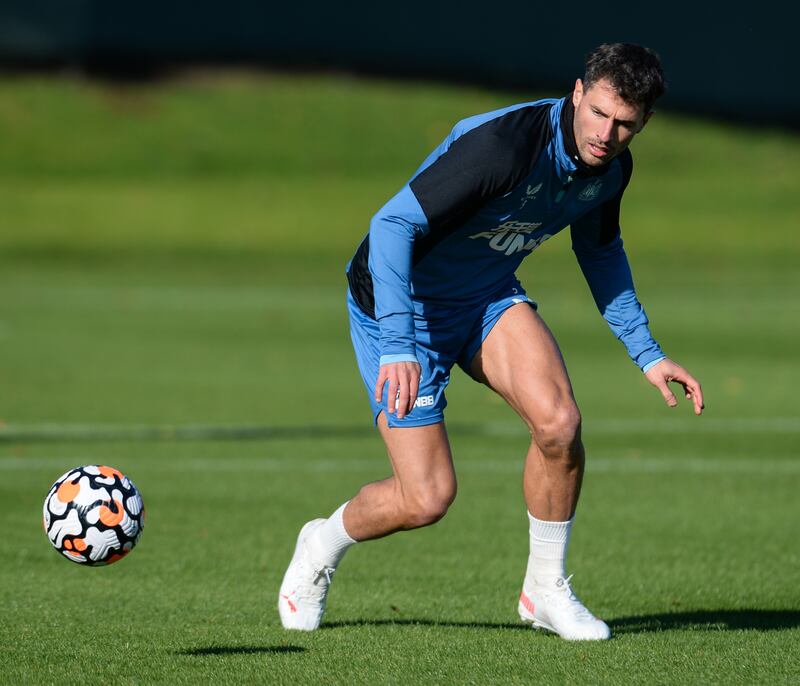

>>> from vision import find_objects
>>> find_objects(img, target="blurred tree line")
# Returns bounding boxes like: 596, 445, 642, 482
0, 1, 796, 128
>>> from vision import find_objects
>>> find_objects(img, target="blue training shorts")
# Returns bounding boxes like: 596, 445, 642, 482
347, 278, 536, 428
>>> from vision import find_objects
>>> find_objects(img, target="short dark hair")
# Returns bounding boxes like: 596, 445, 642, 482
584, 43, 666, 112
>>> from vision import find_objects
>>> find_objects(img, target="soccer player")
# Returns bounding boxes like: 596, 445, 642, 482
278, 43, 704, 640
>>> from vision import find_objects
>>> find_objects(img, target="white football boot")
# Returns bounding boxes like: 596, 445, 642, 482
518, 575, 611, 641
278, 519, 336, 631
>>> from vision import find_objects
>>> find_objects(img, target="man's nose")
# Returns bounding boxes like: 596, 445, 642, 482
597, 120, 614, 143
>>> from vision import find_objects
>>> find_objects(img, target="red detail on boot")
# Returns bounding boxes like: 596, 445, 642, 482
520, 591, 535, 615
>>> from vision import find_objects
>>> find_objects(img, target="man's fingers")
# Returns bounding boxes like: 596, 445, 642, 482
657, 380, 678, 407
397, 370, 420, 418
386, 375, 399, 414
409, 373, 420, 412
376, 362, 422, 418
374, 368, 388, 403
695, 388, 705, 414
396, 367, 422, 418
672, 370, 705, 416
645, 359, 704, 415
396, 382, 410, 418
684, 378, 705, 415
395, 368, 409, 418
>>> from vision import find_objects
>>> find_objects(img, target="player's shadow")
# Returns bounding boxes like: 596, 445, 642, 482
322, 619, 529, 631
178, 645, 306, 656
609, 609, 800, 634
324, 609, 800, 634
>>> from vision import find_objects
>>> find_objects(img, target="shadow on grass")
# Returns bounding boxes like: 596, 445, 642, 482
324, 609, 800, 634
610, 609, 800, 634
179, 645, 306, 656
322, 619, 530, 631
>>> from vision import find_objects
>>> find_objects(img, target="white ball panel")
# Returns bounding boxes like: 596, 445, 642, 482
125, 493, 143, 516
72, 476, 110, 508
85, 507, 101, 525
47, 493, 68, 517
49, 508, 83, 546
85, 526, 121, 562
119, 512, 138, 537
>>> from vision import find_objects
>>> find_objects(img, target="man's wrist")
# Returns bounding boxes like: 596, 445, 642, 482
641, 356, 666, 373
379, 353, 418, 366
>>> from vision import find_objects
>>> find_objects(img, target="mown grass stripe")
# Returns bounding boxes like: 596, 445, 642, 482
1, 417, 798, 444
1, 455, 798, 474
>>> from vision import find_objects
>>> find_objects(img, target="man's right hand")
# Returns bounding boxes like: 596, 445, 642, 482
374, 361, 421, 420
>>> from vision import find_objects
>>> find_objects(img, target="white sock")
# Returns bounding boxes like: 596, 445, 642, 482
524, 512, 573, 589
308, 501, 357, 568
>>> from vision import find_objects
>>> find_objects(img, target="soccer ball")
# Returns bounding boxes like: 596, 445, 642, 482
43, 465, 145, 566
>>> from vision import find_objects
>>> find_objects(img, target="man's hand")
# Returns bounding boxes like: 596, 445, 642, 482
374, 361, 421, 420
644, 358, 705, 415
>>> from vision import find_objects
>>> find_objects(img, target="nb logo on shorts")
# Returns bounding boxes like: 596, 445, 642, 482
413, 395, 435, 408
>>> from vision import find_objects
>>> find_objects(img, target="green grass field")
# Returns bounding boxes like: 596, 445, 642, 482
1, 72, 799, 685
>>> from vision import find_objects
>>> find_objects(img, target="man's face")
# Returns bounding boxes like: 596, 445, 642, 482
571, 77, 651, 167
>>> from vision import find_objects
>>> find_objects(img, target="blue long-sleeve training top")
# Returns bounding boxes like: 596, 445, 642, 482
346, 93, 665, 372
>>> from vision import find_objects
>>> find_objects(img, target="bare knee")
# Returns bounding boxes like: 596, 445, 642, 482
400, 481, 457, 529
530, 403, 583, 461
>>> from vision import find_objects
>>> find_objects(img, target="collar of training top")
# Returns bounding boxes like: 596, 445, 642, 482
560, 93, 614, 178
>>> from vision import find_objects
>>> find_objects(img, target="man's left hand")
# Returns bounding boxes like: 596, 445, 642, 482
644, 358, 705, 415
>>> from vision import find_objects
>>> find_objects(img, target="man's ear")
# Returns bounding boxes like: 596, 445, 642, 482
573, 79, 584, 107
639, 110, 654, 132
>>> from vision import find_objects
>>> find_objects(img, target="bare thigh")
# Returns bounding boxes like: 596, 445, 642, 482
470, 303, 584, 519
470, 303, 579, 430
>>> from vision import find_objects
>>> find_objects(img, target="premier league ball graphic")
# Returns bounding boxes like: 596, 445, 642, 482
43, 465, 145, 566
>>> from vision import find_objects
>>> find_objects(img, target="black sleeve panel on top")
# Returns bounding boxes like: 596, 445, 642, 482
347, 234, 374, 316
594, 148, 634, 245
410, 104, 554, 265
